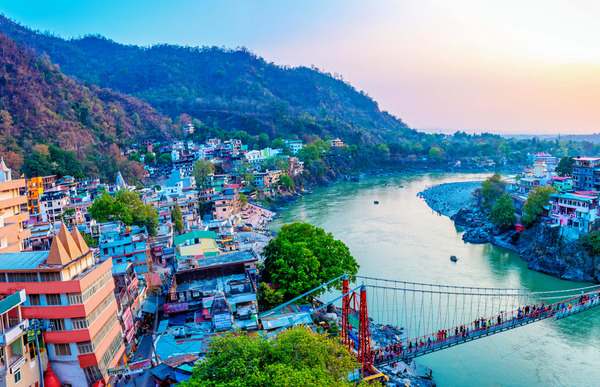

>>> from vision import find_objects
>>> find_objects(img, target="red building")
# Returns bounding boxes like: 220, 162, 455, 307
0, 225, 125, 386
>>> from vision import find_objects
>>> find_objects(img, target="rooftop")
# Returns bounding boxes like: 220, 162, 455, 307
0, 251, 49, 270
174, 230, 218, 246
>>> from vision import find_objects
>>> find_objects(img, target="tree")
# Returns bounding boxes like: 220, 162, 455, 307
556, 157, 574, 177
88, 191, 159, 236
481, 174, 505, 210
428, 146, 444, 161
490, 194, 516, 230
182, 327, 357, 387
278, 174, 295, 191
193, 160, 215, 189
522, 186, 555, 226
171, 205, 184, 234
580, 230, 600, 256
238, 192, 248, 207
260, 223, 359, 309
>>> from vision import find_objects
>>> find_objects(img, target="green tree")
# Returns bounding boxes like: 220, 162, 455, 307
171, 205, 184, 234
481, 174, 506, 210
260, 223, 359, 309
238, 192, 248, 207
278, 174, 295, 191
428, 146, 444, 161
89, 191, 159, 236
182, 327, 357, 387
522, 186, 555, 226
555, 157, 574, 177
490, 193, 516, 230
144, 151, 156, 164
193, 159, 215, 189
580, 230, 600, 256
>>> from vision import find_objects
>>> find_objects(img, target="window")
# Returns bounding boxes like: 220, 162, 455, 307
40, 272, 61, 282
72, 318, 89, 330
54, 343, 71, 356
28, 294, 41, 306
49, 319, 65, 331
13, 369, 21, 383
83, 366, 103, 385
67, 293, 82, 305
77, 342, 93, 354
46, 294, 62, 305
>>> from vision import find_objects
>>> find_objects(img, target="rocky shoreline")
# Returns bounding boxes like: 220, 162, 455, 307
420, 181, 600, 283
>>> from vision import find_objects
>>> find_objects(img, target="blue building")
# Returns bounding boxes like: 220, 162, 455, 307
99, 222, 151, 275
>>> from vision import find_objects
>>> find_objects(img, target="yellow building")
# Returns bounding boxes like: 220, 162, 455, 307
26, 176, 44, 216
0, 158, 30, 253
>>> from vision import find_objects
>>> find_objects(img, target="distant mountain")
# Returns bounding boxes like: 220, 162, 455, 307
0, 32, 174, 178
0, 15, 414, 145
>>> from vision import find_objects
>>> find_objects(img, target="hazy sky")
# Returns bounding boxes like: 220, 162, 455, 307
2, 0, 600, 134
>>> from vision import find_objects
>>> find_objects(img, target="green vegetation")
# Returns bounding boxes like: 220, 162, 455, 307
522, 186, 555, 226
182, 327, 357, 387
490, 193, 516, 230
556, 156, 574, 177
259, 222, 359, 309
81, 232, 98, 248
278, 174, 295, 191
171, 205, 184, 234
193, 160, 215, 189
481, 174, 506, 210
89, 191, 159, 236
238, 192, 248, 207
580, 230, 600, 256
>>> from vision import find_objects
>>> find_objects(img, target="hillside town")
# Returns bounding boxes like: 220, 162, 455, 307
506, 153, 600, 239
0, 134, 318, 386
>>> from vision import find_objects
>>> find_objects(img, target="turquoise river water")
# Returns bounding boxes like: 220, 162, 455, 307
272, 173, 600, 387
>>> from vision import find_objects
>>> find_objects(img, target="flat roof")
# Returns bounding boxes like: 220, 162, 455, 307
112, 262, 132, 275
174, 230, 217, 246
0, 251, 49, 270
197, 250, 256, 269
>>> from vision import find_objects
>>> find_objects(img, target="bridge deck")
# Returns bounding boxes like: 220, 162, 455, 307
375, 298, 600, 366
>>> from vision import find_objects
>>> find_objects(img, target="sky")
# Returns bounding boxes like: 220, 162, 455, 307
2, 0, 600, 134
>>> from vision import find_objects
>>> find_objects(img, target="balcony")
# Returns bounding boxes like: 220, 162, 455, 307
0, 319, 29, 345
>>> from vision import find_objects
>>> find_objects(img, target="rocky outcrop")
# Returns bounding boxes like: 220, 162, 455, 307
516, 223, 599, 282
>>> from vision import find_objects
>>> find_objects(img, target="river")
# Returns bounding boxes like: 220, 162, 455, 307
272, 173, 600, 387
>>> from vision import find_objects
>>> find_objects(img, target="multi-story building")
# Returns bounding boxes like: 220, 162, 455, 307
549, 192, 600, 238
532, 152, 558, 172
99, 222, 151, 275
0, 158, 30, 253
112, 263, 146, 349
26, 176, 44, 219
572, 157, 600, 191
0, 289, 45, 387
213, 189, 241, 222
0, 225, 125, 386
39, 188, 70, 224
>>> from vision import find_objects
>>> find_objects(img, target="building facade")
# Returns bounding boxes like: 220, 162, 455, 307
0, 158, 30, 253
0, 225, 125, 386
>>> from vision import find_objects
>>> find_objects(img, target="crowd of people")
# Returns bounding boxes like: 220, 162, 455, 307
373, 291, 600, 364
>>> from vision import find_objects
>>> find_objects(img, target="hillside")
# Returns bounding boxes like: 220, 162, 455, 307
0, 32, 175, 180
0, 15, 414, 145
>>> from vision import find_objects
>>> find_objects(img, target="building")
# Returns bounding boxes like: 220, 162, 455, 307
112, 263, 146, 350
330, 138, 345, 148
0, 289, 45, 387
532, 152, 558, 172
213, 189, 241, 222
284, 140, 304, 155
39, 188, 70, 224
99, 222, 151, 275
549, 192, 600, 238
551, 176, 574, 193
572, 157, 600, 191
174, 230, 220, 272
26, 176, 44, 218
0, 225, 125, 386
0, 158, 30, 253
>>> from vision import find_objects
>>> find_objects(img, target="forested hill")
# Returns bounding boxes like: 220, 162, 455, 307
0, 32, 175, 180
0, 15, 414, 144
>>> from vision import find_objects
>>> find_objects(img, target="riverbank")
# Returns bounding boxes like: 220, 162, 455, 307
418, 181, 481, 217
419, 180, 600, 283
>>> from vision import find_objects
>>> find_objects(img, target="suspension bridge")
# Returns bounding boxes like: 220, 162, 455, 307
259, 274, 600, 378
